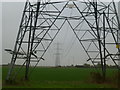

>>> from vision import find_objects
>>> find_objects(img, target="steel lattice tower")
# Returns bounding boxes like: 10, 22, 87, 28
6, 0, 120, 81
55, 43, 61, 67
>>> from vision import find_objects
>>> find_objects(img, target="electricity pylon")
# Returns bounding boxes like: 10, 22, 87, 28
54, 42, 62, 67
6, 0, 120, 81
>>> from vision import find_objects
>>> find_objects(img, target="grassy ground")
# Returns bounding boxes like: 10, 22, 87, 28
2, 66, 119, 88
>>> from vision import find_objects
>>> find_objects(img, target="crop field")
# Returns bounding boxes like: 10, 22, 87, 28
2, 66, 119, 88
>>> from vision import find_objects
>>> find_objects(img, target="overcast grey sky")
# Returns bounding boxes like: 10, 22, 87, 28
0, 2, 2, 65
1, 1, 120, 66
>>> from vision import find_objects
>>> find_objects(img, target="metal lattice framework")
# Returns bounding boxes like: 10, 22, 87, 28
6, 0, 120, 81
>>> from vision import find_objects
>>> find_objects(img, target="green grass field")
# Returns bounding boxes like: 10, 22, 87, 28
2, 66, 119, 88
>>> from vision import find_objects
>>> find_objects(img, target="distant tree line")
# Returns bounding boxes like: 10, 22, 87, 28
75, 63, 117, 68
2, 63, 117, 68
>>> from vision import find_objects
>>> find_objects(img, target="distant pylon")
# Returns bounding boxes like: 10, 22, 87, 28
55, 42, 61, 67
